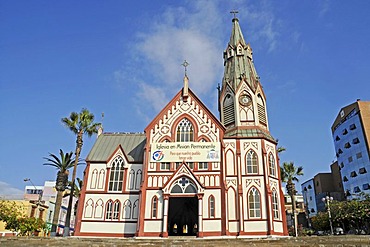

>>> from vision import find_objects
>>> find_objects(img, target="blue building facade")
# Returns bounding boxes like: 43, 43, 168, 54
301, 179, 317, 218
332, 101, 370, 199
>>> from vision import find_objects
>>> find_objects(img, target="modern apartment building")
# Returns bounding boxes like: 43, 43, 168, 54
332, 100, 370, 199
301, 161, 344, 217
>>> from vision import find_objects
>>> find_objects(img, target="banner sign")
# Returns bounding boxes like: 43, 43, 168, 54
150, 142, 221, 162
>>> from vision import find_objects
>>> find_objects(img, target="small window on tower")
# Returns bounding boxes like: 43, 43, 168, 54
353, 138, 360, 144
342, 129, 348, 135
335, 135, 340, 141
349, 124, 356, 130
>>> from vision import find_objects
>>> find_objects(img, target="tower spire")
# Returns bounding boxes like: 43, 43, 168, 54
219, 14, 272, 139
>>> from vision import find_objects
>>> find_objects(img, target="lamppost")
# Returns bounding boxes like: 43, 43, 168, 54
24, 178, 43, 213
322, 196, 334, 235
303, 187, 311, 228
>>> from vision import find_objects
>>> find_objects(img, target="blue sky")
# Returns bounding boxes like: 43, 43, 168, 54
1, 0, 370, 197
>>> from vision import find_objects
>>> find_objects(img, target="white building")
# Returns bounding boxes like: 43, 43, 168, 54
75, 16, 287, 238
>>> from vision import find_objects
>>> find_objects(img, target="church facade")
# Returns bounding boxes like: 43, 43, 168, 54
74, 17, 287, 238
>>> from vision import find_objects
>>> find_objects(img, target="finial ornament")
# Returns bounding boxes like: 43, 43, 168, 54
181, 60, 189, 76
230, 10, 239, 19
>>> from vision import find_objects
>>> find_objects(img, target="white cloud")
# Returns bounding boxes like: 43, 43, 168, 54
0, 181, 24, 200
114, 0, 282, 117
318, 0, 330, 17
238, 1, 280, 53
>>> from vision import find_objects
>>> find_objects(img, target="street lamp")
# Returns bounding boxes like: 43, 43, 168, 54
24, 178, 42, 209
322, 196, 334, 235
303, 187, 311, 228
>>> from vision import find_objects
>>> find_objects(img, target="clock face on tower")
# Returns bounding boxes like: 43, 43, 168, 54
239, 94, 252, 106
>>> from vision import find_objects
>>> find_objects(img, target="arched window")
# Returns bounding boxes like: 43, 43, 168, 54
151, 196, 158, 218
135, 170, 142, 190
132, 199, 139, 219
209, 195, 215, 218
248, 187, 261, 218
128, 169, 135, 190
105, 200, 113, 220
90, 169, 98, 189
272, 190, 279, 219
123, 199, 131, 219
94, 199, 104, 218
269, 153, 276, 177
170, 177, 197, 194
84, 199, 94, 218
246, 150, 258, 174
176, 118, 194, 142
97, 169, 105, 189
109, 156, 124, 191
113, 200, 120, 220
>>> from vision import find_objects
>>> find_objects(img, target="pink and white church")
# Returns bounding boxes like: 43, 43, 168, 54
74, 16, 288, 238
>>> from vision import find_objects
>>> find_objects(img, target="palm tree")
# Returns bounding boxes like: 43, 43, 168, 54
61, 108, 101, 236
281, 161, 304, 237
63, 178, 83, 217
43, 149, 75, 236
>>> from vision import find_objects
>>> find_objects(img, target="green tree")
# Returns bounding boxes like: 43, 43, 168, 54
280, 161, 304, 237
61, 108, 101, 236
0, 200, 47, 236
43, 149, 76, 236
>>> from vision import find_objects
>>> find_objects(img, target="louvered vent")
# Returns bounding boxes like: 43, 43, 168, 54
224, 104, 235, 126
223, 94, 235, 126
258, 103, 266, 125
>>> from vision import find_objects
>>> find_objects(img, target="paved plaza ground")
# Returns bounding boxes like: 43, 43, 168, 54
1, 235, 370, 247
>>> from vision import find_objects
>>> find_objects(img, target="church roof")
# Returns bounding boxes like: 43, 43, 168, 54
224, 128, 276, 142
86, 133, 146, 163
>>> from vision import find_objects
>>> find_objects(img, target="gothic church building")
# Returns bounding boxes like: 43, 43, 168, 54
74, 17, 288, 238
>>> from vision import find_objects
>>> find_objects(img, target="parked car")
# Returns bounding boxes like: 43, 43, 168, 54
334, 227, 344, 235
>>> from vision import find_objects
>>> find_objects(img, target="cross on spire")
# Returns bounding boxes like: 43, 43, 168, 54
230, 10, 239, 19
181, 60, 189, 76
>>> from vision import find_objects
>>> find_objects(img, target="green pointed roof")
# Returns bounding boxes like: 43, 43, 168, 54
222, 18, 259, 92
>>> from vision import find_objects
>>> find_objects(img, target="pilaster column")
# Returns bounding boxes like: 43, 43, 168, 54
162, 194, 169, 237
197, 194, 203, 237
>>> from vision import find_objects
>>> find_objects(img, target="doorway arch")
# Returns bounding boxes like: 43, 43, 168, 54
167, 176, 199, 236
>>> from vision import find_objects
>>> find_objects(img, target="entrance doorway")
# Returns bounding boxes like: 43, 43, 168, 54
168, 196, 198, 236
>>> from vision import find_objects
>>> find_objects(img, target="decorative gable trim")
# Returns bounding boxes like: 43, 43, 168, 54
162, 162, 204, 194
106, 145, 129, 168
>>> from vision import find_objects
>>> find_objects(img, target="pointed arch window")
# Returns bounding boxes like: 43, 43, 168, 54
269, 153, 276, 177
176, 118, 194, 142
246, 150, 258, 174
112, 200, 120, 220
84, 199, 94, 218
94, 199, 104, 218
272, 190, 279, 219
132, 199, 139, 219
109, 156, 125, 192
248, 187, 261, 218
151, 196, 158, 218
209, 195, 215, 218
90, 169, 98, 189
128, 169, 135, 190
135, 169, 142, 190
105, 200, 113, 220
123, 199, 131, 219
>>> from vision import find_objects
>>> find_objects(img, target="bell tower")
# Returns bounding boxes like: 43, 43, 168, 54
219, 14, 271, 139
